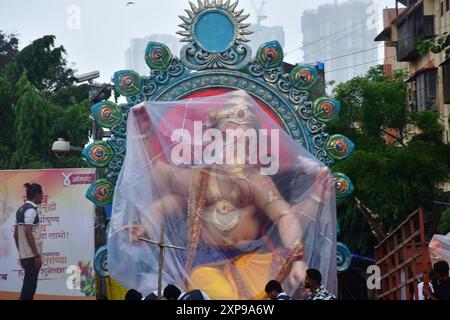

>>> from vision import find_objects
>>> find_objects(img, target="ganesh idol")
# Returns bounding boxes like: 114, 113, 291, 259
106, 90, 337, 300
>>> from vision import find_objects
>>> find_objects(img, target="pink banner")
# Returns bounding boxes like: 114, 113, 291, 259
0, 169, 95, 299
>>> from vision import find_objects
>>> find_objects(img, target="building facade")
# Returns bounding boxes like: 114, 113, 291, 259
247, 24, 285, 57
375, 8, 409, 77
375, 0, 450, 143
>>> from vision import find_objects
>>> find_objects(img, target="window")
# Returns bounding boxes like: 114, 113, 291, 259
415, 69, 438, 111
441, 1, 444, 16
447, 0, 450, 12
443, 62, 450, 104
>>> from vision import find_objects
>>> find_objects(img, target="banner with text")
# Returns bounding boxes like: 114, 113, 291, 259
0, 169, 96, 299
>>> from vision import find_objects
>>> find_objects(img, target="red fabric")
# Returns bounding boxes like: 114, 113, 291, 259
147, 89, 293, 167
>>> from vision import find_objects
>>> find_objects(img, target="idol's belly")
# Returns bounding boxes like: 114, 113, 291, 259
200, 205, 262, 246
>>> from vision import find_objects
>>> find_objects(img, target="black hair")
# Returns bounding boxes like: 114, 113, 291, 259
428, 270, 437, 279
306, 268, 322, 285
265, 280, 283, 293
163, 284, 182, 300
433, 260, 449, 278
125, 289, 142, 300
24, 183, 43, 200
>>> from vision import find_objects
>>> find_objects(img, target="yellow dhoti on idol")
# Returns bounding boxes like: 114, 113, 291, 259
189, 252, 274, 300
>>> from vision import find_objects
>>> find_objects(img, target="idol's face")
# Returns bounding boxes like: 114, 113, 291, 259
219, 121, 255, 161
218, 121, 253, 133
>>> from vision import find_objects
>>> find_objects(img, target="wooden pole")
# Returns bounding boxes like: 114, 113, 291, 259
354, 197, 387, 242
137, 223, 186, 300
157, 223, 165, 300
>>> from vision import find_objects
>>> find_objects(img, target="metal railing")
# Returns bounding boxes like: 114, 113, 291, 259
375, 208, 431, 300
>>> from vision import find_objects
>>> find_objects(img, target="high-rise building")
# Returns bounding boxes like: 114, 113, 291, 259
248, 24, 285, 56
125, 34, 182, 76
301, 0, 379, 85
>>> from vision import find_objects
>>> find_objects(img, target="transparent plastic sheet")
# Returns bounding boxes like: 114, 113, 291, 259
107, 90, 337, 299
429, 234, 450, 266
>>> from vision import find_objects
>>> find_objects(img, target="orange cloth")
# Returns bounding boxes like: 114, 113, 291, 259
189, 252, 273, 300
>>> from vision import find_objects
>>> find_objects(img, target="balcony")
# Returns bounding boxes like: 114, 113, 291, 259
396, 0, 419, 6
395, 2, 435, 61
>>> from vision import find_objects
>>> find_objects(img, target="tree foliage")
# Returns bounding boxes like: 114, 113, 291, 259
0, 31, 92, 169
0, 31, 19, 68
438, 209, 450, 235
10, 73, 53, 168
417, 34, 450, 56
15, 35, 75, 94
330, 66, 450, 255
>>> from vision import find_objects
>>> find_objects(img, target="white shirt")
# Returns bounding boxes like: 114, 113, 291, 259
24, 200, 38, 224
417, 282, 434, 300
15, 200, 42, 259
178, 291, 210, 300
142, 290, 158, 300
15, 201, 38, 225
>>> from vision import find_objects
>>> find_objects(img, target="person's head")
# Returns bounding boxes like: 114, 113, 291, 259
304, 268, 322, 291
163, 284, 182, 300
125, 289, 142, 300
24, 183, 43, 204
265, 280, 283, 300
433, 260, 449, 283
428, 270, 437, 280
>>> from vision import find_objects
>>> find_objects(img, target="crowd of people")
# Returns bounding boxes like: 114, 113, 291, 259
125, 268, 336, 301
125, 260, 450, 301
12, 182, 450, 301
420, 260, 450, 300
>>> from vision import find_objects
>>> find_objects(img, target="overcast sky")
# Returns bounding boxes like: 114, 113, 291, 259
0, 0, 397, 82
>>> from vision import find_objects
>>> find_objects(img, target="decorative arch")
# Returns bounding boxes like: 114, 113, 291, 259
83, 0, 355, 207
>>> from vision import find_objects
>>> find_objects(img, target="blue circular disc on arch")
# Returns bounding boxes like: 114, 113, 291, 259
94, 245, 109, 277
336, 242, 352, 273
195, 11, 235, 53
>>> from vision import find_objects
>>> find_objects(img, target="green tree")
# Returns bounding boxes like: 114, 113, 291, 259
0, 31, 19, 68
417, 33, 450, 55
15, 35, 75, 94
0, 63, 21, 168
11, 73, 53, 168
50, 99, 92, 168
438, 209, 450, 234
0, 31, 94, 169
0, 32, 21, 168
330, 66, 450, 255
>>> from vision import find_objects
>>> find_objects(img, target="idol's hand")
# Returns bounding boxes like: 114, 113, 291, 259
288, 260, 307, 289
298, 156, 334, 201
310, 168, 334, 202
133, 104, 152, 136
122, 224, 148, 246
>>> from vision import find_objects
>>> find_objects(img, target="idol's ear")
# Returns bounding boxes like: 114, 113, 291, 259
207, 110, 218, 128
132, 102, 145, 114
